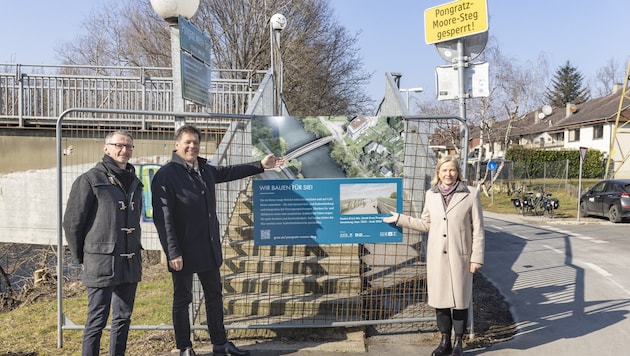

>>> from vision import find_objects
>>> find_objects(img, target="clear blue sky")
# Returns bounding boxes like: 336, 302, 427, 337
2, 0, 629, 102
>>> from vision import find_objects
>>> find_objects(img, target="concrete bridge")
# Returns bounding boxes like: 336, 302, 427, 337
284, 135, 334, 160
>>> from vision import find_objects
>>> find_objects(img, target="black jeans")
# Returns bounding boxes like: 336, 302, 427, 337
436, 308, 468, 335
83, 283, 138, 356
172, 269, 227, 350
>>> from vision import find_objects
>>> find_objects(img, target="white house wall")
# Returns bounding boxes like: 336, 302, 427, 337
562, 123, 630, 178
563, 124, 611, 153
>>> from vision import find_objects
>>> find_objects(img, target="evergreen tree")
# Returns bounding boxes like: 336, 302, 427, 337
545, 60, 590, 106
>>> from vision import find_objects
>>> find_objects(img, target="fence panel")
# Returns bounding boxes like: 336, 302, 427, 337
52, 114, 452, 344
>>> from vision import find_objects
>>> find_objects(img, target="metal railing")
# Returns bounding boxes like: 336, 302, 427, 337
0, 63, 266, 127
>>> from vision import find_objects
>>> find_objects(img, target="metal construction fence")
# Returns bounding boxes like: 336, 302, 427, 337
55, 109, 258, 347
53, 113, 461, 347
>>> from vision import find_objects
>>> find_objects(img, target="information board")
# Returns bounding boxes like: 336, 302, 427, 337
253, 178, 403, 245
180, 52, 212, 107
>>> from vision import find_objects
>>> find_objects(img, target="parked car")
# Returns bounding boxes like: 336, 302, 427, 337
579, 179, 630, 223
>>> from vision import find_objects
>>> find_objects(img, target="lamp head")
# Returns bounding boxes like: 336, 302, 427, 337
150, 0, 200, 22
270, 13, 287, 31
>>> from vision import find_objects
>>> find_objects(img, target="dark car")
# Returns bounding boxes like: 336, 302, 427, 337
579, 179, 630, 223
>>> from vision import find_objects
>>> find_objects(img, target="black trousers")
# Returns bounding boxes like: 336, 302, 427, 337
435, 308, 468, 336
83, 283, 138, 356
171, 268, 227, 350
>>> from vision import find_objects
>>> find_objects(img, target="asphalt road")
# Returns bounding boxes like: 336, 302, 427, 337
475, 212, 630, 355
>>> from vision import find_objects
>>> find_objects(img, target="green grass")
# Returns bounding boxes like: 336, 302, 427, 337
0, 265, 174, 356
478, 178, 602, 218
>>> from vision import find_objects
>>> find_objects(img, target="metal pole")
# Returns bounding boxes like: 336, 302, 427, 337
270, 23, 283, 116
455, 39, 476, 337
491, 169, 494, 205
577, 157, 583, 222
456, 39, 468, 180
170, 22, 186, 130
17, 64, 24, 127
56, 116, 64, 348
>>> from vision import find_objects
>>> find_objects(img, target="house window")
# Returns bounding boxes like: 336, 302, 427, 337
568, 128, 580, 142
554, 132, 564, 142
593, 124, 604, 139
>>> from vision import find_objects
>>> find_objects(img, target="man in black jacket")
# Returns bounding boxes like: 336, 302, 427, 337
151, 124, 283, 356
63, 130, 143, 356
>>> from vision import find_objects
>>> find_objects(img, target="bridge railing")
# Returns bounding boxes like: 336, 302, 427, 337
0, 63, 266, 127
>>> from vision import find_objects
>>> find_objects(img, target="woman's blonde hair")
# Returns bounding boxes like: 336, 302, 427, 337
431, 155, 462, 186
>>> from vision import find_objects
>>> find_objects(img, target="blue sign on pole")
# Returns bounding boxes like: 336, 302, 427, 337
253, 178, 403, 245
488, 160, 497, 171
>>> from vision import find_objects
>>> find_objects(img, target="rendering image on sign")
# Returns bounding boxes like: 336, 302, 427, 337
254, 178, 403, 245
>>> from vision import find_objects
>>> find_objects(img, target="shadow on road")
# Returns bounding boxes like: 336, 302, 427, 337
471, 215, 630, 354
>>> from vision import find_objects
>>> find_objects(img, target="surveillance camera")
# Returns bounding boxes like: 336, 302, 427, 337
270, 13, 287, 31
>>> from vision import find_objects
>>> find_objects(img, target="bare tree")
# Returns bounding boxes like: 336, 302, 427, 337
594, 58, 624, 97
479, 43, 548, 184
419, 39, 548, 188
55, 0, 373, 115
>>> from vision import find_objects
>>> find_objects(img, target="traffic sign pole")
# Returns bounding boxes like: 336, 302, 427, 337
577, 147, 587, 222
457, 39, 467, 157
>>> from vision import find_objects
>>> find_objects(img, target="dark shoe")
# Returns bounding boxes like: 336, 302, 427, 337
451, 335, 464, 356
180, 347, 196, 356
213, 341, 250, 356
431, 332, 452, 356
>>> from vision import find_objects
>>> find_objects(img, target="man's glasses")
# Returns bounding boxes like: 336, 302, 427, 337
107, 143, 134, 150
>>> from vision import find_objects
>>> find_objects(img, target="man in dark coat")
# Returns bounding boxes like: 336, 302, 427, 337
151, 124, 283, 356
63, 130, 143, 356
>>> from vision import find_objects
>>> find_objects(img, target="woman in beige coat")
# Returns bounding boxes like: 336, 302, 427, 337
384, 156, 484, 356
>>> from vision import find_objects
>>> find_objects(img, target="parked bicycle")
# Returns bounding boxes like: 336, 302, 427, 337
512, 187, 560, 217
540, 191, 560, 217
510, 188, 526, 215
523, 190, 543, 215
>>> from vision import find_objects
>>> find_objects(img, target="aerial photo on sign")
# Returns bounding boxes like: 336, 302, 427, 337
424, 0, 488, 44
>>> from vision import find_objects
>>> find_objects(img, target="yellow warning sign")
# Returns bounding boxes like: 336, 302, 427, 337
424, 0, 488, 44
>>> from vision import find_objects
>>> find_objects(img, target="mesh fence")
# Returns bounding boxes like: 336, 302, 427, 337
49, 114, 460, 341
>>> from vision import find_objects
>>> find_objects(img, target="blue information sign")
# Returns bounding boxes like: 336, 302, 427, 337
253, 178, 403, 245
487, 160, 497, 171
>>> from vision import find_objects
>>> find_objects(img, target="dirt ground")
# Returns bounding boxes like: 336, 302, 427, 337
1, 259, 515, 356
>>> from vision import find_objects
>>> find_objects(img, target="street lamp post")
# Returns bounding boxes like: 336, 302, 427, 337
150, 0, 200, 129
270, 13, 287, 116
399, 87, 424, 113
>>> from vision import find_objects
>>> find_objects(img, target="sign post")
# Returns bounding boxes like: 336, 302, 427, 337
425, 0, 488, 170
577, 147, 588, 222
488, 160, 497, 205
